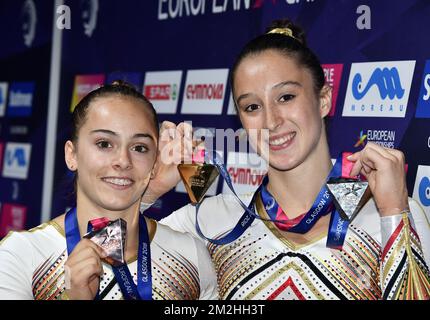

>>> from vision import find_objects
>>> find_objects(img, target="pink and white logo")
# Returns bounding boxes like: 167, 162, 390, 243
222, 152, 268, 198
0, 203, 27, 237
181, 69, 228, 114
143, 71, 182, 114
70, 74, 105, 112
322, 64, 343, 117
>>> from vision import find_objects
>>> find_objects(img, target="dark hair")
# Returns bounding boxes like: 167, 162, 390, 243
71, 80, 159, 143
231, 19, 325, 97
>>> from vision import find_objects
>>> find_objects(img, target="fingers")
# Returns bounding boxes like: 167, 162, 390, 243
69, 239, 107, 260
348, 142, 405, 177
64, 239, 105, 298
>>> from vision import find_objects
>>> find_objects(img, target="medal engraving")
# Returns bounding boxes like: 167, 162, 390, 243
326, 177, 371, 221
84, 219, 127, 266
178, 163, 219, 204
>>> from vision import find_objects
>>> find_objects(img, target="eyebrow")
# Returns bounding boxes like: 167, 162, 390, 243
236, 81, 302, 105
90, 129, 155, 141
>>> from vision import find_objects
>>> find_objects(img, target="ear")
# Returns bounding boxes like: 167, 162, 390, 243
150, 157, 158, 180
319, 85, 332, 118
64, 140, 78, 171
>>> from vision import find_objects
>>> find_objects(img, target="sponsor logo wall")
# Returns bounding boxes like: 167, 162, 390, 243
43, 0, 430, 223
0, 0, 53, 235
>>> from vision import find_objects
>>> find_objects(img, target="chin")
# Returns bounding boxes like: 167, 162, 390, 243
268, 156, 301, 172
100, 198, 137, 212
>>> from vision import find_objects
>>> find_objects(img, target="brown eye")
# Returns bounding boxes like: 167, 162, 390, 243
245, 104, 261, 112
96, 140, 112, 149
132, 145, 148, 153
279, 94, 295, 102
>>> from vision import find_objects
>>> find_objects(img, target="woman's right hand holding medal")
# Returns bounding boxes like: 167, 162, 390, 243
63, 239, 107, 300
143, 121, 199, 204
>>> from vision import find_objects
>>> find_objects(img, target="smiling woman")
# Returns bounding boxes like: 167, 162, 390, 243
155, 19, 430, 300
0, 81, 218, 300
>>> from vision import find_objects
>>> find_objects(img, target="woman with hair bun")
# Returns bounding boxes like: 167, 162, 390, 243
0, 81, 218, 300
155, 19, 430, 300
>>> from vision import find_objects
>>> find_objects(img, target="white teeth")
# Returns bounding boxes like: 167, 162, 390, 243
269, 133, 295, 146
103, 178, 133, 186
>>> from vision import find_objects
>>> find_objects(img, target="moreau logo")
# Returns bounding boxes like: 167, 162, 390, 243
342, 61, 415, 118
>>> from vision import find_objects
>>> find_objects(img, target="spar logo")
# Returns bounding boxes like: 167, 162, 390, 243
413, 166, 430, 220
342, 61, 415, 117
0, 82, 8, 117
322, 64, 343, 117
2, 143, 32, 180
222, 152, 267, 196
143, 71, 182, 114
145, 84, 177, 100
181, 69, 228, 115
415, 60, 430, 118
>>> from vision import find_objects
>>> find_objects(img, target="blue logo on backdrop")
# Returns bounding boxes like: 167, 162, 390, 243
415, 60, 430, 118
419, 177, 430, 207
7, 82, 35, 117
6, 148, 27, 167
352, 67, 405, 100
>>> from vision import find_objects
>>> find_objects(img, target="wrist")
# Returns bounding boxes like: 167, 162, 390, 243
378, 207, 410, 217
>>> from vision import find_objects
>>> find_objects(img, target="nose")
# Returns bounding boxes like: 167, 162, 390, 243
264, 105, 282, 132
112, 147, 132, 170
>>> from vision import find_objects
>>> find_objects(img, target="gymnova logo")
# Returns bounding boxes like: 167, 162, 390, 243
342, 61, 415, 117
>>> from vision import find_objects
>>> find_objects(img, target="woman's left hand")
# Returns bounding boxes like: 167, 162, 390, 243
347, 142, 409, 217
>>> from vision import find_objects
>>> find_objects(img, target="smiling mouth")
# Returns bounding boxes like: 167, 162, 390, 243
102, 177, 134, 187
269, 132, 296, 147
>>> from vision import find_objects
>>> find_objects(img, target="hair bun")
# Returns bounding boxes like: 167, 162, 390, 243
265, 19, 307, 46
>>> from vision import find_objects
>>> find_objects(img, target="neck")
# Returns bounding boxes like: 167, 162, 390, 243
75, 194, 142, 260
266, 138, 332, 219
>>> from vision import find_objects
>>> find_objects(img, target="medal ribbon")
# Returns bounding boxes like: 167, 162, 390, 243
194, 150, 353, 249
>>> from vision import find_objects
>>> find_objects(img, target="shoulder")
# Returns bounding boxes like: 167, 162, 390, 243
0, 221, 65, 260
174, 192, 254, 218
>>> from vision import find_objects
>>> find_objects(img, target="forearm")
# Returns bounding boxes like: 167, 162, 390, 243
380, 212, 430, 300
